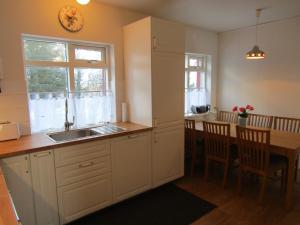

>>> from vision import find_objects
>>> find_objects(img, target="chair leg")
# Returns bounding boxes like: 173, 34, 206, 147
190, 149, 196, 176
295, 157, 298, 182
281, 168, 286, 193
259, 175, 268, 204
237, 168, 242, 195
204, 158, 209, 181
222, 162, 229, 189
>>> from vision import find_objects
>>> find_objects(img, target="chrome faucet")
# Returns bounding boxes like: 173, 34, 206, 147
64, 98, 74, 131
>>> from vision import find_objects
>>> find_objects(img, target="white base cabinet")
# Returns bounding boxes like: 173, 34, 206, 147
152, 124, 184, 187
57, 174, 112, 224
54, 139, 112, 224
111, 132, 152, 202
1, 155, 36, 225
30, 150, 59, 225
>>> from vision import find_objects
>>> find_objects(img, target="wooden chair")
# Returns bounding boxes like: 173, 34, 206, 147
247, 113, 273, 129
203, 121, 231, 188
217, 111, 238, 124
236, 126, 287, 203
274, 116, 300, 181
185, 119, 197, 175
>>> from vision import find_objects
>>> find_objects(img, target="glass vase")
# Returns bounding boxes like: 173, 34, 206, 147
238, 117, 247, 126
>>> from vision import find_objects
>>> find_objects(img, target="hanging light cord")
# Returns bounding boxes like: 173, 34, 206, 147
255, 9, 261, 45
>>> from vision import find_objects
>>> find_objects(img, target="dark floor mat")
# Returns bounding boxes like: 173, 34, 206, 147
68, 183, 216, 225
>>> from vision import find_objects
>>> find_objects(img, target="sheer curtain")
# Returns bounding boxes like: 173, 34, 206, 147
29, 92, 114, 133
185, 89, 207, 114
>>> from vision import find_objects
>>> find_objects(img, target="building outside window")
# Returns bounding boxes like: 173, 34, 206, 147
23, 36, 115, 133
184, 53, 210, 114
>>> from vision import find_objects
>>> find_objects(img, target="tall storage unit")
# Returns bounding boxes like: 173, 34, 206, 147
124, 17, 185, 187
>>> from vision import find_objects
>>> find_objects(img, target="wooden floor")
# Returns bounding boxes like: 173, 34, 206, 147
175, 170, 300, 225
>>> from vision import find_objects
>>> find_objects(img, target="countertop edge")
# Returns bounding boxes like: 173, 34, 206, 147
0, 123, 153, 158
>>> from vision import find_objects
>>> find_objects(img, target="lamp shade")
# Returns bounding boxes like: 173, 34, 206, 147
246, 45, 265, 59
76, 0, 90, 5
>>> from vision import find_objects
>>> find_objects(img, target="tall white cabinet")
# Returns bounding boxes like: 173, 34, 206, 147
124, 17, 185, 186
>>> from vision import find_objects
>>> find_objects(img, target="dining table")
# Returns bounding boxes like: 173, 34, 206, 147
195, 120, 300, 211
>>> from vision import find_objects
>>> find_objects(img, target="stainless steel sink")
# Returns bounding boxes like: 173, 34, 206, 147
92, 124, 127, 135
46, 124, 127, 142
47, 129, 101, 142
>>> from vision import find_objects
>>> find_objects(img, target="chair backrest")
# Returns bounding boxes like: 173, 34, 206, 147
184, 119, 196, 153
236, 126, 271, 174
247, 113, 273, 129
273, 116, 300, 133
203, 121, 231, 161
217, 111, 238, 124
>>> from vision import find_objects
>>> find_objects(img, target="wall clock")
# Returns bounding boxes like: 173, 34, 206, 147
59, 6, 84, 32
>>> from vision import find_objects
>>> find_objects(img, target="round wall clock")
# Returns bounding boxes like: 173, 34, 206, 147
59, 6, 84, 32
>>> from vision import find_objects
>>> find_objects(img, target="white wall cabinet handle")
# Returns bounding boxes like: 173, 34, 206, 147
152, 36, 158, 50
78, 161, 94, 168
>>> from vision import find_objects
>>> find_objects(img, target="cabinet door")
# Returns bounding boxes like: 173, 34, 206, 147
111, 132, 152, 202
152, 125, 184, 187
1, 155, 36, 225
57, 174, 112, 224
151, 17, 185, 54
151, 52, 185, 125
30, 150, 59, 225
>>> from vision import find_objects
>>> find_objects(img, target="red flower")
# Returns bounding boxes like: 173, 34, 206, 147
246, 104, 251, 110
239, 107, 246, 112
232, 106, 238, 112
250, 106, 254, 111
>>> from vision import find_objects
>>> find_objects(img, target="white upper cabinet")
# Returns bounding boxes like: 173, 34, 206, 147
124, 16, 185, 127
111, 132, 152, 202
30, 150, 59, 225
151, 17, 185, 54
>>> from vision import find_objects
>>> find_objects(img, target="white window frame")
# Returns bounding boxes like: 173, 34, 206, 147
185, 53, 209, 114
23, 36, 111, 94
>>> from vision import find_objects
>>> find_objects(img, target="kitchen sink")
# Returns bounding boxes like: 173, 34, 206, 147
92, 124, 127, 135
47, 129, 101, 142
47, 124, 127, 142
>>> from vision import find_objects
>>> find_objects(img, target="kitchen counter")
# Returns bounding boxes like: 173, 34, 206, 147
0, 122, 152, 225
0, 122, 152, 158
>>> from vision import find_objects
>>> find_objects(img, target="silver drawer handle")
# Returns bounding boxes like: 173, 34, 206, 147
128, 134, 139, 139
34, 151, 51, 157
78, 162, 94, 168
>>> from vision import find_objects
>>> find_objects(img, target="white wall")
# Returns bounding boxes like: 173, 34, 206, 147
218, 16, 300, 117
0, 0, 145, 134
185, 26, 218, 108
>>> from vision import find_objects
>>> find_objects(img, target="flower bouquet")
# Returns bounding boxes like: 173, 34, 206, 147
232, 104, 254, 126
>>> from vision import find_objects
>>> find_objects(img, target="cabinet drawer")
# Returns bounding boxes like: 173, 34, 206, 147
54, 140, 110, 167
56, 156, 111, 187
57, 174, 112, 224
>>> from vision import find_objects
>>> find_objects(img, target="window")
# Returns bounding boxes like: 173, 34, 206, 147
185, 54, 209, 114
23, 36, 115, 133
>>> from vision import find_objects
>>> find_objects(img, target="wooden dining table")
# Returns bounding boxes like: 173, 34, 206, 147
195, 121, 300, 211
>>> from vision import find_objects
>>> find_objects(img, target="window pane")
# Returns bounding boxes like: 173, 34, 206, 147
74, 68, 106, 91
25, 67, 68, 93
189, 58, 198, 67
75, 48, 103, 61
188, 71, 198, 88
24, 40, 67, 62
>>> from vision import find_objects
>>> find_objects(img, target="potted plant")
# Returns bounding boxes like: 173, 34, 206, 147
232, 104, 254, 126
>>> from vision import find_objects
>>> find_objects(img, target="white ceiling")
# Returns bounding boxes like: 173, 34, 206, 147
95, 0, 300, 32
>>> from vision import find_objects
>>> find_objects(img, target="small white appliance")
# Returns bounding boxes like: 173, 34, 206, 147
0, 121, 20, 141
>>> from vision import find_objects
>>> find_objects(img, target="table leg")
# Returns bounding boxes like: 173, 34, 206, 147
285, 151, 297, 210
